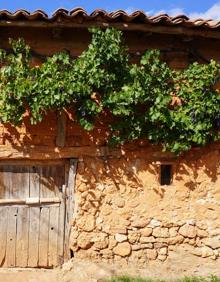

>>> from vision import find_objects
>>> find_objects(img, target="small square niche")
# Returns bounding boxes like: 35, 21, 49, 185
160, 164, 172, 185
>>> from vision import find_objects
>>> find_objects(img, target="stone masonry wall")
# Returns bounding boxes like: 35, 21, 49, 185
70, 148, 220, 266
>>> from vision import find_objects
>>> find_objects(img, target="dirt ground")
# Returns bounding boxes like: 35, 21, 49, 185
0, 268, 58, 282
1, 251, 220, 282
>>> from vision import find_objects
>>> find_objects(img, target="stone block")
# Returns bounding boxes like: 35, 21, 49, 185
77, 232, 93, 249
179, 224, 197, 238
110, 227, 127, 235
115, 234, 128, 243
169, 227, 179, 237
140, 236, 156, 243
113, 242, 131, 257
202, 237, 220, 249
152, 227, 169, 238
140, 227, 153, 237
146, 249, 158, 260
159, 247, 168, 255
108, 236, 117, 250
154, 243, 168, 249
77, 214, 95, 232
132, 243, 153, 251
92, 233, 109, 250
192, 246, 214, 258
167, 235, 184, 245
148, 219, 161, 228
197, 229, 209, 238
128, 232, 140, 244
131, 216, 150, 228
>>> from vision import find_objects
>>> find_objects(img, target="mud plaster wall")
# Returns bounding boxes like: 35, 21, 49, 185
1, 111, 220, 267
0, 25, 220, 268
71, 147, 220, 266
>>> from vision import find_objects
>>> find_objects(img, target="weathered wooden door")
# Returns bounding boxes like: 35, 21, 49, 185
0, 160, 74, 268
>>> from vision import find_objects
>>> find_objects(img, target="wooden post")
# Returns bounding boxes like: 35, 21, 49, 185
56, 110, 67, 147
64, 159, 77, 260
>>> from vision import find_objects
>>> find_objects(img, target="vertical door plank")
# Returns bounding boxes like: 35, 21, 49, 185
16, 207, 29, 267
0, 167, 5, 198
6, 207, 17, 267
41, 166, 55, 198
0, 207, 8, 266
38, 207, 49, 267
0, 165, 12, 199
48, 206, 59, 267
57, 193, 66, 265
10, 166, 20, 198
29, 166, 40, 198
56, 165, 66, 265
28, 165, 40, 267
11, 166, 29, 199
65, 160, 77, 259
0, 167, 8, 198
28, 207, 40, 267
16, 166, 29, 267
67, 160, 77, 220
53, 165, 65, 196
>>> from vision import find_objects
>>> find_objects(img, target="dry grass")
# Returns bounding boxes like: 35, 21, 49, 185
104, 275, 220, 282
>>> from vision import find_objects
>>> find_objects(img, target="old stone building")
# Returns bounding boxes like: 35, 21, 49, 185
0, 8, 220, 270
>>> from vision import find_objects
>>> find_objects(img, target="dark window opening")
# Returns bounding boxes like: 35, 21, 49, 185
160, 164, 172, 185
70, 249, 74, 258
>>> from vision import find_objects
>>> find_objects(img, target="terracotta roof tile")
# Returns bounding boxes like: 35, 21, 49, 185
0, 8, 220, 30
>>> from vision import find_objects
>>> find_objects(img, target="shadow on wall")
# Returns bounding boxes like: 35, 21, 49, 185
0, 110, 220, 197
76, 142, 220, 204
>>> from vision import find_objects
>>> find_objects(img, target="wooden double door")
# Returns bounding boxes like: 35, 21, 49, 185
0, 160, 75, 268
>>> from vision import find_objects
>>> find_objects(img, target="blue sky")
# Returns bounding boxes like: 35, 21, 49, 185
1, 0, 220, 19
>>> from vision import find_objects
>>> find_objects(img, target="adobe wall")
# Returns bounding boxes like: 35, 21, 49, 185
0, 112, 220, 270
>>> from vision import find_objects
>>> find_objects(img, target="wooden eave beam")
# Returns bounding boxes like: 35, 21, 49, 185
0, 20, 220, 40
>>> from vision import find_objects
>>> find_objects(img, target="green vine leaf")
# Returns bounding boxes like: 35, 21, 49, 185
0, 28, 220, 154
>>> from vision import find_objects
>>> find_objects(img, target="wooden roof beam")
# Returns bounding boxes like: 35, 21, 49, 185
0, 20, 220, 39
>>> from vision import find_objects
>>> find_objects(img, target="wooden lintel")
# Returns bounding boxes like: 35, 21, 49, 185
0, 145, 123, 159
0, 20, 220, 39
0, 143, 218, 161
